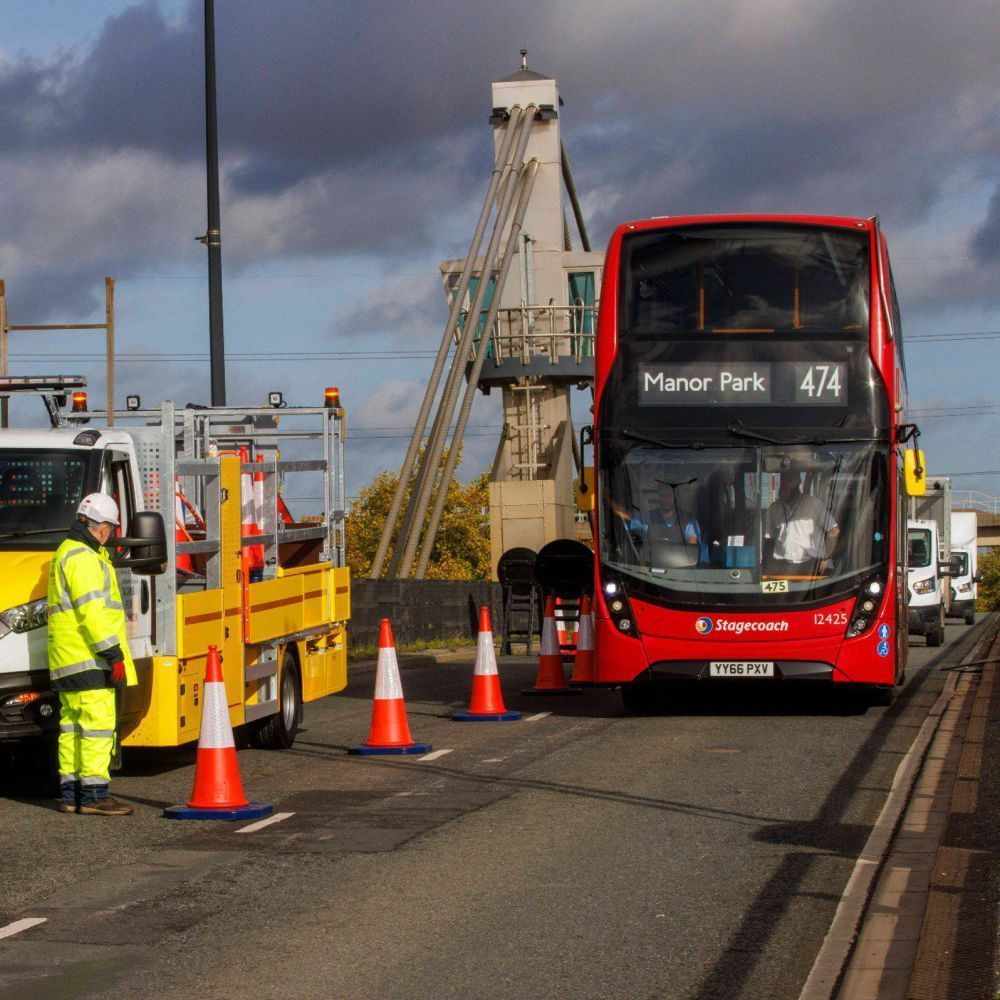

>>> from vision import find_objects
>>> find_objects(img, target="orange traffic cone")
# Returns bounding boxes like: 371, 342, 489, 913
523, 595, 581, 696
570, 594, 596, 685
349, 619, 432, 755
453, 606, 521, 722
239, 447, 263, 575
164, 645, 272, 820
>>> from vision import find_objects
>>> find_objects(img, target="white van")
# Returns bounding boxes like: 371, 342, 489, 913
907, 518, 944, 646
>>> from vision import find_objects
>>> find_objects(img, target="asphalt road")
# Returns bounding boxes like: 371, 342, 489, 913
0, 618, 988, 1000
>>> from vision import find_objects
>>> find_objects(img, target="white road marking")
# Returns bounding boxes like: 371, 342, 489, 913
235, 812, 295, 835
482, 757, 506, 763
419, 748, 453, 762
0, 917, 47, 940
525, 712, 552, 722
395, 791, 430, 797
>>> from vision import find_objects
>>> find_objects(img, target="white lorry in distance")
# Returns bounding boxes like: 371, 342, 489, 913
947, 511, 979, 626
907, 517, 945, 647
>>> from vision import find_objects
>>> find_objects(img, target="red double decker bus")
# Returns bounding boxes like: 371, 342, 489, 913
590, 215, 914, 708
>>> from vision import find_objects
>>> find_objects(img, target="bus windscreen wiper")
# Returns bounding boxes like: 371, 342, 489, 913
727, 420, 877, 446
620, 429, 737, 450
0, 527, 64, 542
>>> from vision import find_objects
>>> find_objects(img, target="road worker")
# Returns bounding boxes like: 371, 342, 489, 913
47, 492, 135, 815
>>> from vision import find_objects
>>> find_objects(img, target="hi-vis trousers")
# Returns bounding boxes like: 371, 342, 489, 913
58, 688, 115, 805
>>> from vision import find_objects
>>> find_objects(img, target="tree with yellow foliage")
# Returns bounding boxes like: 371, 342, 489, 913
346, 455, 490, 580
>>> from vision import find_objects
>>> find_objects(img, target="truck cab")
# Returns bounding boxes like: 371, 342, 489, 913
906, 517, 944, 646
0, 426, 154, 742
948, 511, 979, 625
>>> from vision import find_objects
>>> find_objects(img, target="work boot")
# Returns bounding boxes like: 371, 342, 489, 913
79, 796, 134, 816
58, 802, 78, 814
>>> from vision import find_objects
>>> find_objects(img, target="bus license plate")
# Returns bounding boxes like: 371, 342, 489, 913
709, 662, 775, 678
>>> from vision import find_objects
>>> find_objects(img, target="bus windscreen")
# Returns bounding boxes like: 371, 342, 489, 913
619, 224, 869, 335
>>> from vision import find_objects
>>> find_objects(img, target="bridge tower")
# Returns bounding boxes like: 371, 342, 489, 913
440, 56, 604, 573
369, 53, 602, 579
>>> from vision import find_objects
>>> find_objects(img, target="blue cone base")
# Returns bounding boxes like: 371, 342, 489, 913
522, 686, 583, 696
163, 802, 273, 821
452, 709, 523, 722
348, 742, 432, 756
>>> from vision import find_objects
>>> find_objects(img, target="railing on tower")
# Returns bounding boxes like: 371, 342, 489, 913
457, 304, 598, 366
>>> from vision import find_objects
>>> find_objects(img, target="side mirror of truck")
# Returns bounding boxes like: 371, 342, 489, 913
115, 511, 168, 575
974, 571, 982, 584
945, 554, 964, 577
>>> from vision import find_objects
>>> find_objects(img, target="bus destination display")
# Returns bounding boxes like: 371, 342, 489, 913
638, 362, 847, 406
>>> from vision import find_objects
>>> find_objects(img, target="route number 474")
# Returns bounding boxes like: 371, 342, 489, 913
799, 365, 842, 398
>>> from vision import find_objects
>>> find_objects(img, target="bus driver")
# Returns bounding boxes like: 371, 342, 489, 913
765, 472, 839, 573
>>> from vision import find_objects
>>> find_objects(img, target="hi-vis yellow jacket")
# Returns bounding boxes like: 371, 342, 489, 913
47, 530, 136, 692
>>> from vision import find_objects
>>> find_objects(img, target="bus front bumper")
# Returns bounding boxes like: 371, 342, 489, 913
648, 660, 834, 682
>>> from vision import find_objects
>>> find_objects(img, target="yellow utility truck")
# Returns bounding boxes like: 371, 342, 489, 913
0, 377, 349, 752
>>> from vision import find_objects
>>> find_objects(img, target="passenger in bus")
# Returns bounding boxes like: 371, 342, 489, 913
633, 481, 702, 549
764, 473, 839, 572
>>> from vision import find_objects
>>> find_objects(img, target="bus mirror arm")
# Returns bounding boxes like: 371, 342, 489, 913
579, 425, 593, 492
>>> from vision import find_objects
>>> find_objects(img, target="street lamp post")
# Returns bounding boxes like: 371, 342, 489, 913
204, 0, 225, 406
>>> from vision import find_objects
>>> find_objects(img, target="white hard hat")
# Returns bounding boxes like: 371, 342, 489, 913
77, 492, 120, 526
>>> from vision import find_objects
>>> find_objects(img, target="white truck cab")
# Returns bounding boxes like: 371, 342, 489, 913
906, 517, 944, 647
0, 422, 159, 742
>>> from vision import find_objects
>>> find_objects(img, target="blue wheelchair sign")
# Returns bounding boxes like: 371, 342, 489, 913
877, 640, 891, 657
877, 623, 891, 640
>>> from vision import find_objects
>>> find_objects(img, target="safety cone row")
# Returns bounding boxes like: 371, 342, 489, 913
453, 607, 521, 722
523, 595, 581, 696
164, 645, 272, 821
569, 594, 596, 685
349, 619, 432, 755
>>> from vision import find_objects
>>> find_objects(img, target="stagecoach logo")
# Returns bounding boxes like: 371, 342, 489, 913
695, 616, 790, 636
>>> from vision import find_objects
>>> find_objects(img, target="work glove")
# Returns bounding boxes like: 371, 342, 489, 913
109, 660, 127, 688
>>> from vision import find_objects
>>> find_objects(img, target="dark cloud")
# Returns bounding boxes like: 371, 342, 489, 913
0, 0, 996, 323
973, 186, 1000, 264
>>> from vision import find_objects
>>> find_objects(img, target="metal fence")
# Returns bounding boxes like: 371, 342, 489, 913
952, 490, 1000, 514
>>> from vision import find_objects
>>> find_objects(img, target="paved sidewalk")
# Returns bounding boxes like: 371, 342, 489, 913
838, 617, 1000, 998
907, 638, 1000, 997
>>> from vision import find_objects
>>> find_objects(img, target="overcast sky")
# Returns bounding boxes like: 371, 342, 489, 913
0, 0, 998, 500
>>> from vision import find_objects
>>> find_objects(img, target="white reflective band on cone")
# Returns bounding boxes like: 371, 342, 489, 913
540, 611, 559, 656
577, 610, 594, 650
241, 473, 253, 523
253, 472, 264, 525
199, 680, 236, 749
373, 645, 404, 701
475, 628, 498, 676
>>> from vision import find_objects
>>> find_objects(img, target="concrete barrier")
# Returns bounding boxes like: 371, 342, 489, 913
349, 579, 501, 649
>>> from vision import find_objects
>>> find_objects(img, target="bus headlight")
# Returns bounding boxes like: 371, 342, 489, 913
847, 575, 885, 638
0, 599, 48, 637
600, 572, 637, 637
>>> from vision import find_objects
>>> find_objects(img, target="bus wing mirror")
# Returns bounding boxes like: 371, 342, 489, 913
577, 467, 595, 512
115, 511, 168, 575
904, 449, 926, 496
577, 425, 595, 512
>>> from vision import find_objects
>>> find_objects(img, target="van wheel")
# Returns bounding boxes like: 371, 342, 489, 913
252, 651, 301, 750
965, 611, 976, 626
926, 623, 944, 647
